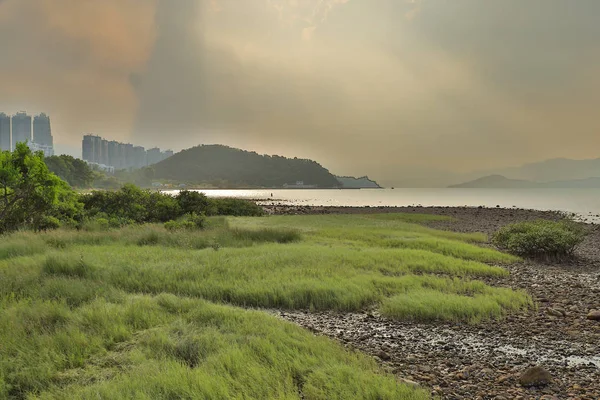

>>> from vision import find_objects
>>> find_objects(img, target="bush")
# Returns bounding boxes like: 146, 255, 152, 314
79, 185, 263, 224
80, 217, 110, 232
164, 220, 180, 232
493, 220, 585, 260
35, 216, 62, 232
164, 213, 207, 232
176, 191, 212, 215
209, 198, 264, 217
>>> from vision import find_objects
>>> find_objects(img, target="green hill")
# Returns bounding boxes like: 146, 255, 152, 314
152, 145, 341, 188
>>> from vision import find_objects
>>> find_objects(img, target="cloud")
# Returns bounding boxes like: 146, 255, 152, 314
2, 0, 600, 185
0, 0, 155, 146
404, 0, 421, 20
302, 25, 317, 41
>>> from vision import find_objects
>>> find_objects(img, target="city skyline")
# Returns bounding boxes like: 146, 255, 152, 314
82, 134, 173, 171
0, 111, 172, 169
0, 111, 54, 156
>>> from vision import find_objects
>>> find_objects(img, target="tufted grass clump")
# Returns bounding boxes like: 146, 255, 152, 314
492, 219, 585, 261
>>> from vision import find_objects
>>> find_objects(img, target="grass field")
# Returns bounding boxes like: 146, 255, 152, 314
0, 213, 529, 399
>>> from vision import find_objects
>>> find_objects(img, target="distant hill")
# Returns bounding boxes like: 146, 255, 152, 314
491, 157, 600, 182
450, 175, 600, 188
152, 145, 341, 188
449, 175, 534, 188
336, 176, 381, 189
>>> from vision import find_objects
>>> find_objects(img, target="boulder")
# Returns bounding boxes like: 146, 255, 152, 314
518, 366, 552, 387
546, 308, 564, 318
376, 350, 391, 361
587, 310, 600, 321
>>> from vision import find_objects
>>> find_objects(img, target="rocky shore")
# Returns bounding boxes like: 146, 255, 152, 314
266, 205, 600, 399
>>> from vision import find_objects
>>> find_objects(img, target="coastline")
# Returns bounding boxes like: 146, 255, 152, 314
264, 204, 600, 399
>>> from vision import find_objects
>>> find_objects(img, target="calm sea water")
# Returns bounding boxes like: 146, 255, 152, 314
165, 188, 600, 222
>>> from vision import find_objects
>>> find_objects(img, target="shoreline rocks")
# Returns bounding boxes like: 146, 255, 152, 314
267, 205, 600, 399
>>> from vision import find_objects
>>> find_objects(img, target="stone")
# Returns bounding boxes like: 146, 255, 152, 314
587, 310, 600, 321
547, 308, 565, 317
376, 350, 391, 361
518, 366, 552, 387
398, 378, 420, 388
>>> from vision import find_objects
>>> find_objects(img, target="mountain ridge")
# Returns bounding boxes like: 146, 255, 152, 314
450, 174, 600, 188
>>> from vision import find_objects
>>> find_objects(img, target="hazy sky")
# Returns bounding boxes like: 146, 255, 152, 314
1, 0, 599, 185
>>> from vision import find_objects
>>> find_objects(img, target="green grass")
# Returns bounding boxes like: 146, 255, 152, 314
29, 245, 515, 314
1, 295, 429, 400
0, 212, 531, 399
0, 223, 302, 260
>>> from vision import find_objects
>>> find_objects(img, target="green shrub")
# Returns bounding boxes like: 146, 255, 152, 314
187, 213, 206, 229
80, 217, 110, 232
176, 190, 212, 215
493, 220, 585, 260
35, 216, 61, 232
79, 185, 263, 224
164, 220, 180, 232
163, 213, 206, 232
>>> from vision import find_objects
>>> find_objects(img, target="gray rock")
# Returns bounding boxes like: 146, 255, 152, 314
518, 366, 552, 387
587, 310, 600, 320
376, 350, 391, 361
546, 308, 565, 318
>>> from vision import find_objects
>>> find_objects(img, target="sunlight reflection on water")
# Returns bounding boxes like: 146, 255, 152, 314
163, 188, 600, 223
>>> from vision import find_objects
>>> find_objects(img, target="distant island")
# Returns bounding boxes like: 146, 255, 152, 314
450, 174, 600, 188
336, 176, 382, 189
151, 145, 342, 188
491, 157, 600, 182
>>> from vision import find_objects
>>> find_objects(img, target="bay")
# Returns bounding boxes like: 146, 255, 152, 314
164, 188, 600, 222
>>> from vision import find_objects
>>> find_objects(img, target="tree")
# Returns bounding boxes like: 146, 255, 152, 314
0, 143, 81, 233
45, 154, 96, 188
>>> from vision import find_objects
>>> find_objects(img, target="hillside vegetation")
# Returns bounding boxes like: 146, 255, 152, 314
152, 145, 341, 188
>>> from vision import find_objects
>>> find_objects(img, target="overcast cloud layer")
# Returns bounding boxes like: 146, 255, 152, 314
1, 0, 599, 185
